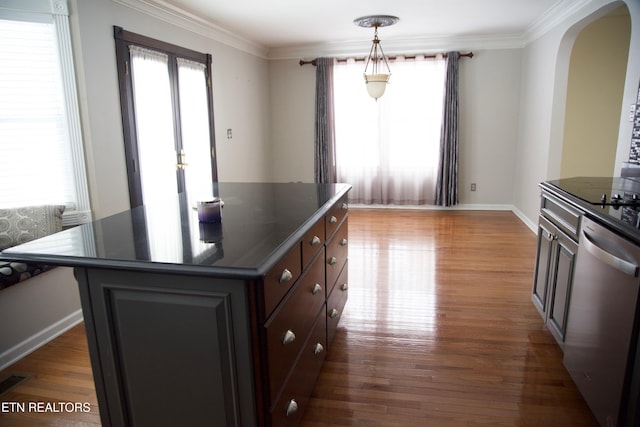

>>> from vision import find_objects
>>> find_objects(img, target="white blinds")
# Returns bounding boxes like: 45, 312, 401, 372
0, 18, 75, 208
0, 0, 91, 225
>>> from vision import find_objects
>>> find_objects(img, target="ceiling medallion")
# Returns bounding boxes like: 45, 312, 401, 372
353, 15, 399, 29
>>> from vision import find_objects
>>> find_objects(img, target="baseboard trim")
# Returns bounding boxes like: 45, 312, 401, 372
350, 203, 514, 211
510, 206, 538, 234
0, 309, 84, 371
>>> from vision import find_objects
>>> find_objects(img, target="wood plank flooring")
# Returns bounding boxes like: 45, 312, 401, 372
0, 209, 598, 426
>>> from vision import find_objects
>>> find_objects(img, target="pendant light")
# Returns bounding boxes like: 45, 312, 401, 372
354, 15, 399, 100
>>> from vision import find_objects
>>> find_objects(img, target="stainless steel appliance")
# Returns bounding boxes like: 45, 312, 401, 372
564, 216, 640, 426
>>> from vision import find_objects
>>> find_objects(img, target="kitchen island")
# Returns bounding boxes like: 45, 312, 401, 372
0, 182, 351, 427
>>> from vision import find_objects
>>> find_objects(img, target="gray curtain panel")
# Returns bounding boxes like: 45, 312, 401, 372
435, 51, 460, 206
314, 58, 337, 184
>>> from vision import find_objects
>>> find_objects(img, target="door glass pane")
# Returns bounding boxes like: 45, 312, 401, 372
130, 45, 178, 206
177, 58, 213, 206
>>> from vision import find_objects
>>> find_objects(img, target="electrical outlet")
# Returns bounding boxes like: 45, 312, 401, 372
227, 128, 233, 139
470, 183, 477, 192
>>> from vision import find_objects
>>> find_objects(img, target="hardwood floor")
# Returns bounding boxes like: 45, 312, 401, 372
302, 210, 596, 426
0, 324, 99, 426
0, 209, 597, 426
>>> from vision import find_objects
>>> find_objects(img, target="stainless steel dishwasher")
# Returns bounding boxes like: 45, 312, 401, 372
564, 216, 640, 427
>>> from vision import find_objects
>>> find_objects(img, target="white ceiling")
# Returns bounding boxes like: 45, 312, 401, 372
131, 0, 586, 57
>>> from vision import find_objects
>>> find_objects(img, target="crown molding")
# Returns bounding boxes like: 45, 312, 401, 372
523, 0, 592, 43
268, 33, 526, 61
111, 0, 269, 58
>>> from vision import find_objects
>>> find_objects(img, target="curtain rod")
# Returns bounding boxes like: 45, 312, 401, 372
299, 52, 473, 66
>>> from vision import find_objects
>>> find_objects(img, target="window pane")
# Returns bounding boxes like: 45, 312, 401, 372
129, 45, 178, 206
177, 58, 213, 205
0, 19, 76, 208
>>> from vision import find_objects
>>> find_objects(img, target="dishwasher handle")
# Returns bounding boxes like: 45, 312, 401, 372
581, 229, 640, 277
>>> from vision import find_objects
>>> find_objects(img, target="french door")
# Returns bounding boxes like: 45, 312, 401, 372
114, 26, 218, 208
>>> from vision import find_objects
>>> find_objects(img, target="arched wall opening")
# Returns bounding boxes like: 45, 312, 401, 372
547, 2, 631, 179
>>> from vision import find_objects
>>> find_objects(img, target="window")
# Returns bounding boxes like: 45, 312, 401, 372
114, 27, 218, 209
333, 56, 446, 205
0, 0, 91, 225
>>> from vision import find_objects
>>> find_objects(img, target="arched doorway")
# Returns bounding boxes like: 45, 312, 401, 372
559, 4, 631, 178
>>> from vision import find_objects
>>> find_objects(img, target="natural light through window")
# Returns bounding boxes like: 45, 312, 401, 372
178, 58, 214, 206
333, 56, 445, 205
129, 46, 178, 206
0, 19, 74, 208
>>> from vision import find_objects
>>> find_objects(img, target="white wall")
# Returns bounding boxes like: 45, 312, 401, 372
0, 268, 81, 370
268, 59, 316, 183
458, 49, 522, 205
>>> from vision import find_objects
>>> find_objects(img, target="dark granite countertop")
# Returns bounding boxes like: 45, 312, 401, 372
0, 182, 351, 278
541, 178, 640, 245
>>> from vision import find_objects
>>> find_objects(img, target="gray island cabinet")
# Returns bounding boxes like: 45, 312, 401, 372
1, 182, 351, 427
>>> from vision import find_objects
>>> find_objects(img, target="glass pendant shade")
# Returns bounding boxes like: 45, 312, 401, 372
364, 73, 389, 99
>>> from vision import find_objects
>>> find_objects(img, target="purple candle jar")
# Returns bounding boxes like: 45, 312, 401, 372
197, 198, 222, 223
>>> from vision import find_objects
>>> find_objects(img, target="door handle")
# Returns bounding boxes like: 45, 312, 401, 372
581, 229, 639, 277
176, 149, 188, 170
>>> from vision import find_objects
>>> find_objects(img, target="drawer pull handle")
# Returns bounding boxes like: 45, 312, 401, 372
329, 215, 337, 224
340, 238, 348, 246
340, 283, 349, 292
329, 308, 339, 319
328, 256, 337, 266
279, 269, 293, 283
283, 330, 296, 345
312, 283, 322, 295
310, 235, 321, 246
314, 343, 324, 355
285, 399, 298, 416
341, 202, 348, 210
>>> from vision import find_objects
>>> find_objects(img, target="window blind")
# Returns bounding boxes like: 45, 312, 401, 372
0, 0, 91, 225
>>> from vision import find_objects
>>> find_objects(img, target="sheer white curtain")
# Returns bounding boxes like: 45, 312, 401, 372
177, 58, 214, 207
334, 56, 445, 205
130, 46, 182, 261
129, 45, 178, 206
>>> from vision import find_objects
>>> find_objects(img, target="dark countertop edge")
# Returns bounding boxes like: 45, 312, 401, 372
0, 184, 352, 278
540, 181, 640, 245
0, 253, 264, 280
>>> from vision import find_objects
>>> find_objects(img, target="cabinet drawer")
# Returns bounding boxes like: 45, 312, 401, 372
540, 191, 581, 240
270, 310, 327, 427
327, 262, 348, 348
264, 251, 326, 404
263, 245, 302, 318
302, 219, 324, 269
325, 195, 349, 240
326, 219, 348, 290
